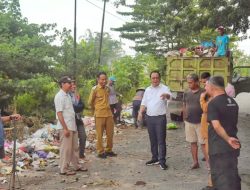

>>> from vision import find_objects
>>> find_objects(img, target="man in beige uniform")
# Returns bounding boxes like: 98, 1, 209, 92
88, 72, 116, 159
54, 76, 87, 175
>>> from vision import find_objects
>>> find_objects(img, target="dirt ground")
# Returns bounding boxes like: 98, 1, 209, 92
2, 93, 250, 190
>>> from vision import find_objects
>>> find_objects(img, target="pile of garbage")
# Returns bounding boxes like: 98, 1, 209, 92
120, 104, 134, 125
164, 41, 216, 58
0, 114, 132, 178
0, 117, 96, 176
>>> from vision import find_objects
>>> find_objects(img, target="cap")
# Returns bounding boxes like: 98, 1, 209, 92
136, 87, 145, 92
59, 76, 72, 84
217, 26, 225, 31
109, 76, 116, 81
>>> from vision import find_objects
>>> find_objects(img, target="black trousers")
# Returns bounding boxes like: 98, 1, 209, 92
210, 151, 241, 190
132, 100, 141, 127
132, 100, 141, 119
76, 121, 87, 158
110, 104, 118, 122
146, 114, 167, 164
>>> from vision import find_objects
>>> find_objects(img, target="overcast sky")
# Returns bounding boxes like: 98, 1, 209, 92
19, 0, 136, 55
19, 0, 250, 56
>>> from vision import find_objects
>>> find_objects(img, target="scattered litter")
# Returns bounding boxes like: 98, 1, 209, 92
167, 123, 178, 130
135, 181, 146, 186
1, 109, 130, 177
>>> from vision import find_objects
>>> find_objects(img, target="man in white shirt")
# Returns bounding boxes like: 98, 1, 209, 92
54, 76, 87, 175
138, 71, 171, 170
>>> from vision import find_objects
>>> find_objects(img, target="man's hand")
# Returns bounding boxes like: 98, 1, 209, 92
64, 129, 70, 138
10, 114, 22, 121
76, 93, 80, 101
160, 93, 170, 100
228, 137, 241, 149
200, 92, 207, 99
137, 112, 143, 122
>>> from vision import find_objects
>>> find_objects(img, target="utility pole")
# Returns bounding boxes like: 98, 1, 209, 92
73, 0, 77, 75
98, 0, 107, 65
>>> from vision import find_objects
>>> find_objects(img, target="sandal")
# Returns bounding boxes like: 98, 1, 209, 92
76, 167, 88, 172
191, 163, 200, 169
60, 171, 76, 175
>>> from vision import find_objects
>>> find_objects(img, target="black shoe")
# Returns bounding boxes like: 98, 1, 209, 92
105, 151, 117, 157
145, 160, 159, 166
97, 153, 107, 159
160, 163, 168, 170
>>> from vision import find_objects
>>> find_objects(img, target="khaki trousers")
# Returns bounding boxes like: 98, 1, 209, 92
95, 116, 114, 154
59, 130, 80, 173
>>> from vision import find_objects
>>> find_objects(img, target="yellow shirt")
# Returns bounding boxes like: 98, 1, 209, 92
88, 84, 112, 117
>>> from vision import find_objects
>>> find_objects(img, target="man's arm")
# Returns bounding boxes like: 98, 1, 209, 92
57, 112, 70, 137
182, 102, 187, 120
161, 86, 172, 100
137, 105, 146, 121
1, 114, 21, 123
137, 90, 147, 121
88, 88, 95, 110
182, 93, 187, 120
160, 93, 171, 100
200, 92, 208, 112
211, 120, 240, 149
54, 95, 70, 137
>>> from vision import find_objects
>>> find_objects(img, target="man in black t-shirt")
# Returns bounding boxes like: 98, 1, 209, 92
206, 76, 241, 190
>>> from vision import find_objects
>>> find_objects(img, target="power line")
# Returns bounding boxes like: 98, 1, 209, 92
84, 0, 127, 22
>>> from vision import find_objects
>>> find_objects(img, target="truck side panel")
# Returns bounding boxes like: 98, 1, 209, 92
166, 57, 230, 92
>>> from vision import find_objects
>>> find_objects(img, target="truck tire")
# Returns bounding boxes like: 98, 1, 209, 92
170, 113, 183, 122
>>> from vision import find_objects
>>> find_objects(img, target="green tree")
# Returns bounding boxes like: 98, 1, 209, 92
233, 50, 250, 77
114, 0, 250, 55
0, 0, 58, 110
55, 29, 124, 80
105, 54, 163, 102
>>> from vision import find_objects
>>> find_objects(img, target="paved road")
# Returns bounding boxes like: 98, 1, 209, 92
11, 115, 250, 190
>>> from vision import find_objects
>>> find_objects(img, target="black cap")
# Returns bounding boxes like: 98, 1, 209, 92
59, 76, 72, 84
208, 76, 225, 88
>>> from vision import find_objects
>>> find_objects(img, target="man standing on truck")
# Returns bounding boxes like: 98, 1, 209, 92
183, 73, 206, 169
214, 26, 229, 57
205, 76, 241, 190
138, 71, 172, 170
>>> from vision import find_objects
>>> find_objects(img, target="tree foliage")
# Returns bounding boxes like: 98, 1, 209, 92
55, 29, 124, 80
0, 0, 58, 110
103, 54, 164, 102
114, 0, 250, 55
0, 0, 124, 120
